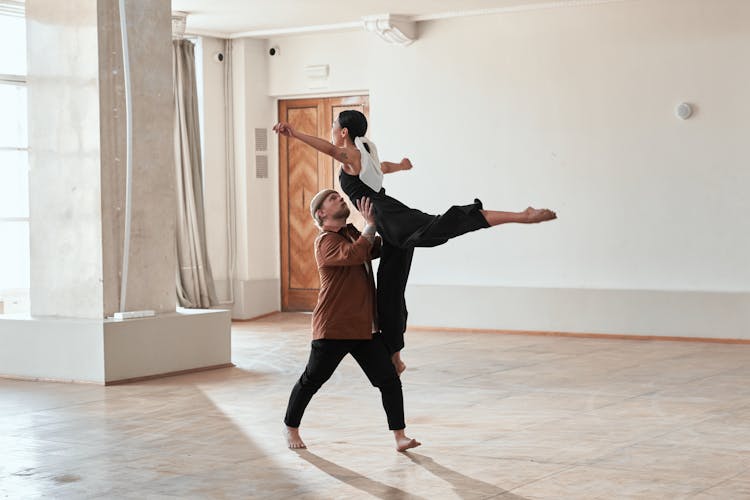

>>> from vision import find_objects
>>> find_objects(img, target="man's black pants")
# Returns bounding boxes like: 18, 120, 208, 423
284, 334, 405, 430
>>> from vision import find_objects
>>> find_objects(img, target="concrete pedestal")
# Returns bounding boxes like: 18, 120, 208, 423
0, 309, 231, 384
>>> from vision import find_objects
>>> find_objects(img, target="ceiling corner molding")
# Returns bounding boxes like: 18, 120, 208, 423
212, 0, 631, 42
185, 28, 234, 39
229, 21, 361, 39
172, 11, 188, 39
413, 0, 629, 22
362, 14, 416, 46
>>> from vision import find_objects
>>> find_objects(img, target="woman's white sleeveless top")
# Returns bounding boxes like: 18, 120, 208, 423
354, 136, 383, 192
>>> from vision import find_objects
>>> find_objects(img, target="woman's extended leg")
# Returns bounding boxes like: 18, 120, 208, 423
481, 206, 557, 226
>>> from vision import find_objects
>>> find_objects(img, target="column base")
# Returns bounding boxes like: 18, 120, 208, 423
0, 309, 231, 384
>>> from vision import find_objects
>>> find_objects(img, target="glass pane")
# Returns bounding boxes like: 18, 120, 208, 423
0, 150, 29, 218
0, 84, 27, 148
0, 221, 30, 290
0, 15, 27, 76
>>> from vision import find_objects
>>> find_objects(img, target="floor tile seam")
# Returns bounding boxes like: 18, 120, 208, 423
405, 379, 522, 394
477, 426, 677, 453
510, 460, 732, 481
406, 343, 572, 356
687, 466, 750, 496
640, 420, 728, 446
511, 387, 661, 399
576, 452, 750, 479
500, 463, 579, 495
499, 466, 740, 499
572, 390, 660, 415
662, 369, 750, 390
481, 394, 651, 430
417, 357, 568, 371
673, 409, 750, 430
572, 413, 725, 432
585, 360, 664, 380
401, 369, 546, 384
647, 439, 750, 454
0, 396, 118, 421
598, 441, 750, 466
577, 392, 730, 420
432, 363, 548, 384
410, 384, 647, 400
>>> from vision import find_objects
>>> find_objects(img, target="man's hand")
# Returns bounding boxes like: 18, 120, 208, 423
356, 197, 376, 226
399, 158, 413, 171
272, 122, 294, 137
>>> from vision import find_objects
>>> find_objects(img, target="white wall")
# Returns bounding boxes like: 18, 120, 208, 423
209, 0, 750, 336
197, 36, 231, 301
201, 37, 280, 318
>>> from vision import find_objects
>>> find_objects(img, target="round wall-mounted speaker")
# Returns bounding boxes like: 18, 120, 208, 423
676, 102, 693, 120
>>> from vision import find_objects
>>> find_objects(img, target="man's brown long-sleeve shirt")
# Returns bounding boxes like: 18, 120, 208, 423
311, 224, 381, 340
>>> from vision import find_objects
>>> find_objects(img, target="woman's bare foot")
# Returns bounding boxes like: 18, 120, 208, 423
394, 429, 421, 452
522, 207, 557, 223
391, 352, 406, 376
480, 207, 557, 226
285, 426, 306, 449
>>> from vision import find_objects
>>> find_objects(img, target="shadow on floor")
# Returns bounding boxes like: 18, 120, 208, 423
295, 449, 426, 500
405, 452, 529, 499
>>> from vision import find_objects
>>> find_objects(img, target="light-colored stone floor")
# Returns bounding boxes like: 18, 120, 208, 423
2, 312, 750, 499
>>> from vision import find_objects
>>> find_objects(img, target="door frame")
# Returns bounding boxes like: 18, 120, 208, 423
278, 95, 370, 311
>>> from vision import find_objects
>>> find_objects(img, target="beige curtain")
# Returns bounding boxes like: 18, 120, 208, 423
173, 39, 217, 308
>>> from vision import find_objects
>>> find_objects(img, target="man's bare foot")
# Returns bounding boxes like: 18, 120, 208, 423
285, 426, 306, 449
391, 352, 406, 376
394, 429, 421, 452
523, 207, 557, 223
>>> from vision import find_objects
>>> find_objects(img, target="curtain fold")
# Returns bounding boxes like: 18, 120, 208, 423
173, 39, 217, 308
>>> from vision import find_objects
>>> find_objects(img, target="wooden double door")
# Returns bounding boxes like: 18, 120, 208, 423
279, 95, 369, 311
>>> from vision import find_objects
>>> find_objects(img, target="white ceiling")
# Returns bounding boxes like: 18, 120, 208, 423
172, 0, 589, 38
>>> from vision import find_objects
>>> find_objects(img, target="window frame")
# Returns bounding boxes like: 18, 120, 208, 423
0, 75, 29, 226
0, 3, 30, 309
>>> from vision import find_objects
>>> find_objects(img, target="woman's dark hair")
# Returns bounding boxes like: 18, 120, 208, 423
337, 110, 369, 151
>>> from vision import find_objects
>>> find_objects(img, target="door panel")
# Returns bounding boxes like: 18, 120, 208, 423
287, 106, 320, 291
279, 95, 369, 311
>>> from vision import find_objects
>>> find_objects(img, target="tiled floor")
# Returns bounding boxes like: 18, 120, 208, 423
2, 312, 750, 499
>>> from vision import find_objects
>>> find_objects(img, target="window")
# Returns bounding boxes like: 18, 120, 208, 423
0, 5, 29, 315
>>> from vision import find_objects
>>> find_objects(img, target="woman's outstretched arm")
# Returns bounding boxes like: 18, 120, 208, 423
381, 158, 413, 174
273, 121, 358, 167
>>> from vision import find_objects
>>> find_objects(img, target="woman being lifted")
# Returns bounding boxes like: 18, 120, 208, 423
273, 111, 557, 374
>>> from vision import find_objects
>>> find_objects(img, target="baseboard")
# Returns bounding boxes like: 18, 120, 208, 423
407, 325, 750, 344
405, 284, 750, 340
105, 363, 235, 385
232, 311, 281, 322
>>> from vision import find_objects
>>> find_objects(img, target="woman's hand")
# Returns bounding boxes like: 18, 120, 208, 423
356, 197, 376, 226
272, 122, 294, 137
